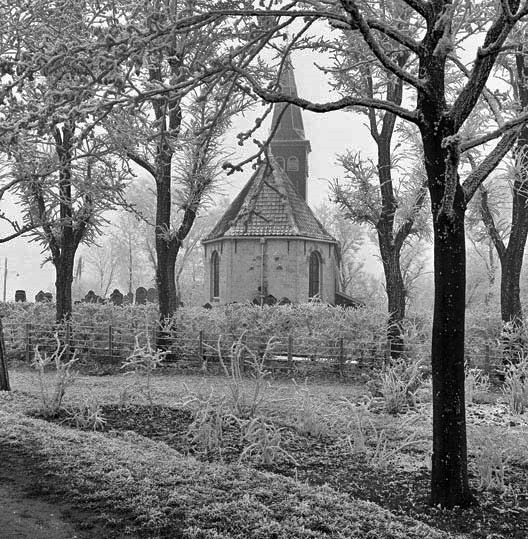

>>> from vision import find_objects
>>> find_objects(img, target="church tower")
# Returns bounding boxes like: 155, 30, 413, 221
269, 57, 311, 200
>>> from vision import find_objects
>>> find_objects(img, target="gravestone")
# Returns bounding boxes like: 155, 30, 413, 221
263, 294, 277, 306
35, 290, 46, 303
14, 290, 26, 303
109, 289, 123, 306
84, 290, 97, 303
123, 292, 134, 305
135, 286, 147, 305
278, 297, 291, 305
43, 292, 53, 302
146, 287, 158, 303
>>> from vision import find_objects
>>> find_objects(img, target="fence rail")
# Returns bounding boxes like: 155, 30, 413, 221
0, 319, 508, 376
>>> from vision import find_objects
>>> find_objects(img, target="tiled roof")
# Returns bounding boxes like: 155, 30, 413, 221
203, 154, 336, 243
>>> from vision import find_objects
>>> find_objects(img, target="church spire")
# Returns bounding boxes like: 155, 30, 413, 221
269, 57, 311, 201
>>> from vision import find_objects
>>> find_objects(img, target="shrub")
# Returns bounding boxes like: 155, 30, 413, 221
66, 394, 106, 431
465, 367, 491, 405
239, 417, 296, 466
213, 332, 274, 418
121, 332, 167, 405
501, 354, 528, 415
369, 356, 426, 414
31, 334, 78, 417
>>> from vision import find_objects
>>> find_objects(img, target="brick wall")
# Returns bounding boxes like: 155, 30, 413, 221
203, 237, 337, 305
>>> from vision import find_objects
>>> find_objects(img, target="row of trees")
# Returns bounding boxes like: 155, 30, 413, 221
3, 0, 528, 511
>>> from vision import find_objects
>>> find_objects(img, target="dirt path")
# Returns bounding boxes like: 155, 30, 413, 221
1, 448, 105, 539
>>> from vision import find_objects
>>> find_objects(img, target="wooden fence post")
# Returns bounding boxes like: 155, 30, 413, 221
108, 325, 113, 359
25, 323, 32, 363
0, 319, 11, 391
198, 329, 204, 357
65, 321, 71, 358
339, 337, 345, 379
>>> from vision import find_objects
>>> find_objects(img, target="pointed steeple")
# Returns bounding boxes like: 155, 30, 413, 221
269, 57, 311, 200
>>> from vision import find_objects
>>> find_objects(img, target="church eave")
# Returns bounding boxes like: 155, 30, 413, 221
202, 234, 337, 245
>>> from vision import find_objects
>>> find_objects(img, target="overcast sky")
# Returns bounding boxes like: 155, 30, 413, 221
0, 50, 382, 301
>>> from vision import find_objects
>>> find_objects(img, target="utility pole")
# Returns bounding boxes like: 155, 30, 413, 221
2, 258, 6, 303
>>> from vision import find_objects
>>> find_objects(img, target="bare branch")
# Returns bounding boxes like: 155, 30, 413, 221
462, 129, 519, 202
367, 19, 423, 55
340, 0, 425, 90
231, 65, 420, 125
460, 112, 528, 152
401, 0, 432, 21
478, 185, 506, 263
126, 151, 156, 178
451, 9, 517, 130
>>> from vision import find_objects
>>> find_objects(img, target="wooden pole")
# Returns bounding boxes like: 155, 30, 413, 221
25, 322, 32, 363
108, 325, 113, 359
339, 337, 345, 379
0, 319, 11, 391
2, 258, 6, 303
287, 334, 293, 368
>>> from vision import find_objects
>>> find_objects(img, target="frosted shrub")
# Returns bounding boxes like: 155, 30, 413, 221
240, 417, 296, 466
465, 367, 491, 405
32, 334, 78, 417
374, 356, 426, 414
121, 333, 167, 405
213, 332, 275, 418
502, 354, 528, 415
67, 394, 106, 431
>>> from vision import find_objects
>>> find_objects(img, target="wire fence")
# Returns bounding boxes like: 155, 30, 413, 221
0, 319, 509, 376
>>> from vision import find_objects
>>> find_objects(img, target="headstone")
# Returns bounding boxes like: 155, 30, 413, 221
263, 294, 277, 306
109, 289, 123, 306
43, 292, 53, 302
123, 292, 134, 305
135, 286, 147, 305
84, 290, 97, 304
35, 290, 46, 303
146, 287, 158, 303
278, 297, 291, 305
15, 290, 26, 303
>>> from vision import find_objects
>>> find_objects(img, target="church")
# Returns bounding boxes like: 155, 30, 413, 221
202, 59, 354, 306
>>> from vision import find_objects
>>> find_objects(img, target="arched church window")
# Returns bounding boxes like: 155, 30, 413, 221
309, 251, 322, 299
211, 251, 220, 299
276, 156, 285, 170
287, 156, 299, 171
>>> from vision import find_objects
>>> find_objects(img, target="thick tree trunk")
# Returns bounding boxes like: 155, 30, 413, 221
55, 253, 75, 323
500, 133, 528, 324
430, 205, 473, 507
501, 252, 524, 324
155, 155, 178, 322
422, 120, 474, 507
379, 237, 406, 358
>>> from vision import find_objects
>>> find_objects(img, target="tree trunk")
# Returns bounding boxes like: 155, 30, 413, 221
55, 253, 75, 323
155, 158, 177, 322
0, 319, 11, 391
430, 206, 473, 507
500, 133, 528, 324
379, 236, 406, 358
423, 121, 474, 507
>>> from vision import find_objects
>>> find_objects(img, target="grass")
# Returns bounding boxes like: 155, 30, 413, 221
2, 367, 528, 538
